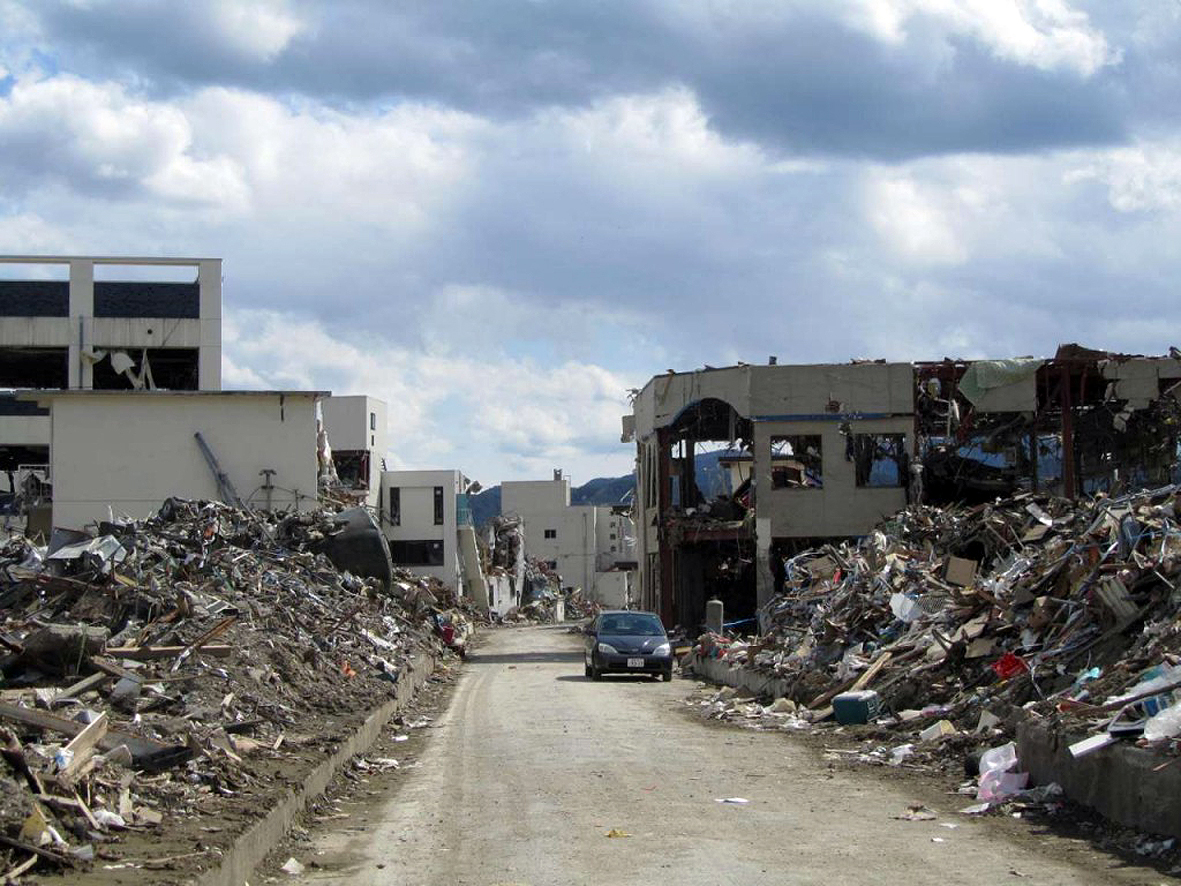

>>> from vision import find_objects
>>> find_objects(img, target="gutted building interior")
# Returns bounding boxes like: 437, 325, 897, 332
628, 347, 1181, 633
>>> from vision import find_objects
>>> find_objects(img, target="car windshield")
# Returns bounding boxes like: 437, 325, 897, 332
598, 614, 665, 636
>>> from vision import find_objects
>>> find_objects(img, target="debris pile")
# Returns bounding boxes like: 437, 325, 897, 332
692, 485, 1181, 760
501, 559, 566, 623
0, 498, 465, 877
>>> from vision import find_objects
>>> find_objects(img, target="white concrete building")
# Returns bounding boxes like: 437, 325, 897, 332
379, 469, 476, 593
500, 473, 636, 608
321, 395, 387, 508
25, 389, 322, 531
1, 255, 222, 485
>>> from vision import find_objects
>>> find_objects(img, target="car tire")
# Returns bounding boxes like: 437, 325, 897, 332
591, 664, 602, 681
661, 669, 673, 682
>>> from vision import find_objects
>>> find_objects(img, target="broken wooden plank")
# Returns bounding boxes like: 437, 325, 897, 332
52, 671, 111, 705
850, 651, 893, 692
105, 644, 232, 660
0, 702, 185, 767
171, 616, 236, 672
2, 853, 39, 880
89, 656, 140, 681
59, 713, 108, 778
0, 834, 75, 868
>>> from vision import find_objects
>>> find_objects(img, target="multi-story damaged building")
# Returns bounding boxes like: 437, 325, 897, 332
626, 346, 1181, 632
1, 255, 222, 476
320, 395, 388, 509
0, 255, 384, 541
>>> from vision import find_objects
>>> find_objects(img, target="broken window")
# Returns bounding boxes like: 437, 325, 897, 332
332, 450, 371, 489
0, 347, 69, 388
770, 435, 823, 489
91, 348, 199, 390
544, 529, 557, 539
851, 433, 907, 488
434, 486, 444, 525
389, 539, 444, 566
388, 487, 401, 526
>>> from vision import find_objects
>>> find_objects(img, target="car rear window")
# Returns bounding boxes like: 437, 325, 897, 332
599, 614, 665, 636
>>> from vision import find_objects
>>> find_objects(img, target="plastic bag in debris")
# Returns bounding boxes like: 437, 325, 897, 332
977, 742, 1028, 801
890, 593, 922, 623
979, 742, 1017, 774
1143, 701, 1181, 742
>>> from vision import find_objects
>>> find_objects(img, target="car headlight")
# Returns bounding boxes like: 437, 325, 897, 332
653, 643, 670, 656
597, 642, 618, 654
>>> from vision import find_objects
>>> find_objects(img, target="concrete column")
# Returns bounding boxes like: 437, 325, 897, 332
67, 259, 94, 389
705, 597, 723, 635
198, 260, 222, 390
755, 516, 774, 613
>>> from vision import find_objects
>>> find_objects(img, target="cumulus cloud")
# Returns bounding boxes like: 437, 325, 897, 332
866, 174, 968, 265
841, 0, 1114, 76
222, 307, 635, 482
1069, 141, 1181, 212
15, 0, 1132, 158
208, 0, 304, 61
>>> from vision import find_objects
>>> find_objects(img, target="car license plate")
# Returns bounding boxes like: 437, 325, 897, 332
627, 658, 644, 668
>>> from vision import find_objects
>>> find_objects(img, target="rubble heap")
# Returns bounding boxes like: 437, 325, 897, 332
500, 559, 566, 623
0, 498, 468, 878
696, 485, 1181, 750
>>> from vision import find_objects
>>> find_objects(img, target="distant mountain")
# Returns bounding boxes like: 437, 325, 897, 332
469, 486, 502, 528
571, 475, 634, 506
469, 449, 739, 528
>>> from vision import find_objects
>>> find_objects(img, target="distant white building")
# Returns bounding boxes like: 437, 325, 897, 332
500, 471, 636, 608
378, 469, 484, 601
321, 395, 387, 509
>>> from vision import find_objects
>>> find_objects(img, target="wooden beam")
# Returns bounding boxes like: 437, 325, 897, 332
171, 617, 237, 671
59, 713, 108, 778
105, 644, 231, 660
0, 834, 75, 867
52, 671, 110, 704
0, 702, 174, 762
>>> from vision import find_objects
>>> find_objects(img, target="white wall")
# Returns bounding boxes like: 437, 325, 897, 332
753, 417, 911, 537
380, 469, 462, 590
501, 477, 570, 514
485, 573, 519, 615
0, 414, 50, 448
596, 571, 631, 609
44, 391, 319, 529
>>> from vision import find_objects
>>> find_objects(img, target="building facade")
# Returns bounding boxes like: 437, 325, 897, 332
321, 395, 387, 509
378, 469, 474, 591
1, 255, 222, 495
27, 389, 322, 531
501, 472, 636, 606
627, 350, 1181, 632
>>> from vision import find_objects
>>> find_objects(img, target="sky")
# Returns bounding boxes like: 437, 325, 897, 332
2, 1, 1180, 486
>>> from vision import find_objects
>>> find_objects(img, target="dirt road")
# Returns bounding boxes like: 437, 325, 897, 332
289, 625, 1162, 886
